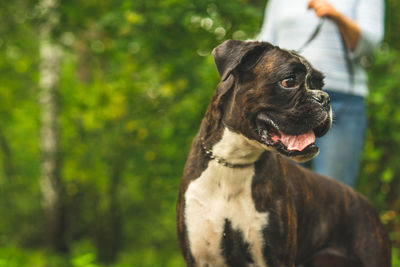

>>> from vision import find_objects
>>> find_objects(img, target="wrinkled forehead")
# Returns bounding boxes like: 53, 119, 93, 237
252, 48, 304, 75
285, 50, 314, 72
252, 47, 323, 83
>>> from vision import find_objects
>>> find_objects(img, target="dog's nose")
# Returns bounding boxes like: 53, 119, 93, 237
312, 91, 330, 106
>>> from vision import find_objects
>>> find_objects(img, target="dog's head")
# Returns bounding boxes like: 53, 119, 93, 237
212, 40, 332, 162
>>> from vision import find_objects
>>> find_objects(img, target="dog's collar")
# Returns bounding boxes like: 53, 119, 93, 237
200, 137, 254, 168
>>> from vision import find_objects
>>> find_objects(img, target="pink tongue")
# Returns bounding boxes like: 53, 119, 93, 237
277, 130, 316, 151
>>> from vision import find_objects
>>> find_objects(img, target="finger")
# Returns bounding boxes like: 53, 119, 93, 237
308, 1, 326, 11
311, 0, 331, 9
315, 9, 329, 18
308, 0, 315, 9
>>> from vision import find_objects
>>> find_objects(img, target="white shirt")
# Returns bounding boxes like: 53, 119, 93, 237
258, 0, 385, 96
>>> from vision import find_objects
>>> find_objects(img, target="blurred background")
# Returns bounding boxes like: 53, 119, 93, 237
0, 0, 399, 266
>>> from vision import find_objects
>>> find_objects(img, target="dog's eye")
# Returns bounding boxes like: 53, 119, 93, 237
281, 77, 299, 89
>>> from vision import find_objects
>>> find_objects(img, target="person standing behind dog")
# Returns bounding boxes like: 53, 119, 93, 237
258, 0, 385, 187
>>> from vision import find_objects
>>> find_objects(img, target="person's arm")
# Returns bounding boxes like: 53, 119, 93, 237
308, 0, 361, 51
352, 0, 385, 58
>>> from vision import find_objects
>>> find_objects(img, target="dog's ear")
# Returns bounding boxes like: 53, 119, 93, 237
212, 40, 274, 81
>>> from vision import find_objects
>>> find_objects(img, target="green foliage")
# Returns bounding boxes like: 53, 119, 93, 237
0, 0, 265, 265
0, 0, 399, 265
358, 44, 400, 247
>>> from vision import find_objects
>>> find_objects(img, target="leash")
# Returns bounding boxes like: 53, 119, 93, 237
297, 18, 325, 53
296, 18, 354, 97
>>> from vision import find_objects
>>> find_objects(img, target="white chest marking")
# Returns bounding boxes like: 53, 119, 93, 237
185, 129, 268, 267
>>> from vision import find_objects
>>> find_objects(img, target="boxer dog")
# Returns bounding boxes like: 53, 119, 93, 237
176, 40, 391, 267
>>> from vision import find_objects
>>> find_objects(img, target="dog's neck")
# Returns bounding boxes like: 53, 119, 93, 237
202, 127, 264, 167
198, 78, 264, 167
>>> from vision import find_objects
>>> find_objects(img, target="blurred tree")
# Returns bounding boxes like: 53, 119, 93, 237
0, 0, 43, 249
38, 0, 67, 252
357, 0, 400, 253
0, 128, 15, 180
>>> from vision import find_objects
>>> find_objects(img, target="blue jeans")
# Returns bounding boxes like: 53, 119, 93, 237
312, 90, 367, 187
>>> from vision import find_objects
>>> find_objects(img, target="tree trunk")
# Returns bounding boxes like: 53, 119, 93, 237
96, 163, 123, 263
0, 128, 15, 180
38, 0, 67, 252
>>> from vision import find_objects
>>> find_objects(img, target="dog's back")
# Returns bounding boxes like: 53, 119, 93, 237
275, 156, 391, 266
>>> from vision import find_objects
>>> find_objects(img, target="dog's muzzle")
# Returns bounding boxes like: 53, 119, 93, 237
255, 111, 331, 161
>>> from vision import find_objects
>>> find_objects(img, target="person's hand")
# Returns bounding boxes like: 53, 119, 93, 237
308, 0, 340, 20
308, 0, 361, 51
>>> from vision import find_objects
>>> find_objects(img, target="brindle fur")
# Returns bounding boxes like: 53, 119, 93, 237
176, 40, 391, 267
